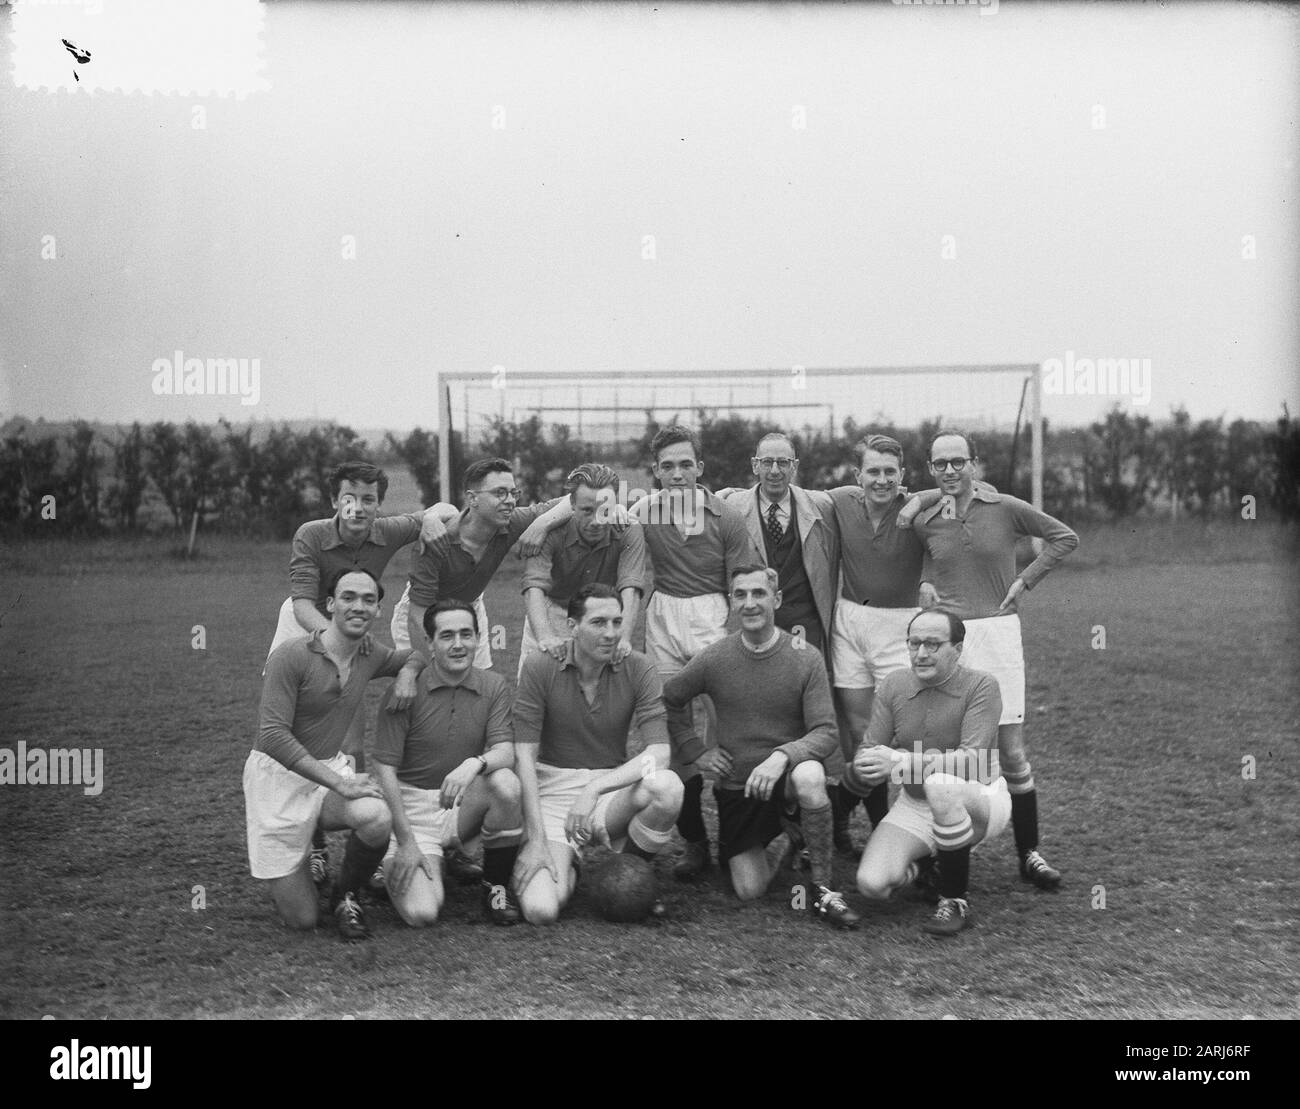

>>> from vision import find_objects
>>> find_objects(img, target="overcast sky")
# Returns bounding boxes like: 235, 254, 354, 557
2, 0, 1296, 435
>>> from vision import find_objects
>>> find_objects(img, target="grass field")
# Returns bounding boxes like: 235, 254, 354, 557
2, 521, 1297, 1019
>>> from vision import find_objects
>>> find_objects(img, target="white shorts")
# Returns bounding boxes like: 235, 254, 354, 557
644, 591, 728, 674
391, 584, 492, 670
882, 777, 1011, 856
537, 762, 630, 850
266, 597, 308, 662
243, 750, 353, 880
517, 597, 571, 679
381, 783, 463, 863
960, 614, 1025, 725
831, 603, 919, 689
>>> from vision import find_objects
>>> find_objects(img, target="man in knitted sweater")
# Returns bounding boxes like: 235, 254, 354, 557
662, 566, 860, 929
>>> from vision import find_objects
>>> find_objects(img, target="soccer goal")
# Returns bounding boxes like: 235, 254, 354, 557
434, 364, 1043, 507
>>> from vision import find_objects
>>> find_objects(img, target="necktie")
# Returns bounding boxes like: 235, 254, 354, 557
766, 501, 783, 544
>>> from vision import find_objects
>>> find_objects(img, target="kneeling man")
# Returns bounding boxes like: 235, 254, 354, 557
847, 609, 1010, 936
664, 566, 859, 929
512, 584, 684, 925
244, 569, 425, 942
371, 600, 525, 927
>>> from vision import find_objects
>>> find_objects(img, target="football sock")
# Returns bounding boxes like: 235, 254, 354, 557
1011, 789, 1040, 857
482, 844, 520, 887
481, 822, 522, 886
863, 782, 889, 829
676, 773, 707, 844
801, 802, 835, 889
332, 832, 388, 907
832, 783, 859, 826
936, 844, 971, 901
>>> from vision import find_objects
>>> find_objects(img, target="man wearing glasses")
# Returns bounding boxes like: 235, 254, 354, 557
389, 457, 575, 670
902, 429, 1078, 890
717, 433, 838, 655
822, 435, 975, 855
845, 608, 1009, 936
518, 463, 647, 676
385, 457, 576, 887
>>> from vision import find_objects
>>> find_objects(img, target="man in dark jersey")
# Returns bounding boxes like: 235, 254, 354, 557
904, 428, 1078, 890
518, 463, 647, 674
245, 568, 426, 942
390, 457, 580, 668
267, 460, 458, 889
511, 584, 684, 925
372, 600, 524, 927
664, 566, 859, 929
632, 426, 762, 880
266, 461, 455, 661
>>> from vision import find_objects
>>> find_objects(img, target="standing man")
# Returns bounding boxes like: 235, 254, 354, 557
518, 463, 647, 674
823, 435, 932, 854
511, 584, 684, 925
716, 432, 838, 654
632, 426, 762, 880
847, 609, 1010, 936
371, 600, 525, 927
244, 569, 426, 942
266, 461, 455, 662
663, 567, 859, 929
905, 428, 1078, 889
391, 457, 576, 670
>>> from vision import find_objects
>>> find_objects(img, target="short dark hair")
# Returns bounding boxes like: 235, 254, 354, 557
567, 582, 621, 622
650, 425, 700, 463
907, 608, 965, 646
324, 567, 384, 602
930, 428, 977, 461
858, 434, 904, 465
463, 457, 514, 490
330, 461, 388, 502
565, 463, 619, 497
423, 598, 479, 638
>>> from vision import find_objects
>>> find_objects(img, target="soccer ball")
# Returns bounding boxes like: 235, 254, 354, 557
589, 854, 658, 923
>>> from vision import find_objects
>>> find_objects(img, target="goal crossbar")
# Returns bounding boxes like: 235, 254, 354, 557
435, 364, 1043, 508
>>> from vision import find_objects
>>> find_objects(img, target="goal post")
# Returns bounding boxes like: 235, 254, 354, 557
435, 364, 1043, 508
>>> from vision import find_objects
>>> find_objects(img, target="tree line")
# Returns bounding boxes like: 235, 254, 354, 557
2, 404, 1296, 537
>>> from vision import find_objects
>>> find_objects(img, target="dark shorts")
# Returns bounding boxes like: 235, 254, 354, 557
714, 769, 797, 863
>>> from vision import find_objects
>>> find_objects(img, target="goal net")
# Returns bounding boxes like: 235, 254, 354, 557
435, 364, 1043, 506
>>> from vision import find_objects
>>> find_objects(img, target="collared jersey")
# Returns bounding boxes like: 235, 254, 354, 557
520, 516, 647, 606
257, 632, 409, 773
290, 513, 422, 616
372, 665, 513, 790
913, 488, 1079, 619
826, 487, 925, 608
407, 499, 560, 608
514, 644, 668, 769
634, 488, 760, 598
865, 665, 1002, 798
